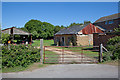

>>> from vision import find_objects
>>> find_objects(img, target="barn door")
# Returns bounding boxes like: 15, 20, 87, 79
62, 37, 65, 46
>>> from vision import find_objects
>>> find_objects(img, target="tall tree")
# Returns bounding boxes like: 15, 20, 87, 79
84, 21, 91, 24
24, 19, 55, 39
68, 22, 83, 28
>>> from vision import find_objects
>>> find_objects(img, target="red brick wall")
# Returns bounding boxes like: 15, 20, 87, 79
93, 33, 120, 46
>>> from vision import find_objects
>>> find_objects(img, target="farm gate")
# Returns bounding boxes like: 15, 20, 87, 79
43, 46, 102, 64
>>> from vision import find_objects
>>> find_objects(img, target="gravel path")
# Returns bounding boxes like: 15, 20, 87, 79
2, 64, 118, 78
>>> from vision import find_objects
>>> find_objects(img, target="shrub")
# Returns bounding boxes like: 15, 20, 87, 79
2, 44, 40, 68
103, 36, 120, 61
1, 33, 10, 44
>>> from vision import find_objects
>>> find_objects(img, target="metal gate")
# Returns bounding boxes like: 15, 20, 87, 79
43, 46, 100, 64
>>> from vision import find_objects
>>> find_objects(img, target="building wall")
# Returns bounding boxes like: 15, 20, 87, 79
93, 33, 120, 46
54, 34, 76, 46
93, 18, 120, 31
76, 34, 93, 46
54, 34, 93, 46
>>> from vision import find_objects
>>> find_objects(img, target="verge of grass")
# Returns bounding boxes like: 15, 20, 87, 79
2, 63, 51, 73
100, 60, 118, 66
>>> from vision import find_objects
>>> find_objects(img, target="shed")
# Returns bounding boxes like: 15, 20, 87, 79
2, 27, 32, 44
54, 23, 104, 46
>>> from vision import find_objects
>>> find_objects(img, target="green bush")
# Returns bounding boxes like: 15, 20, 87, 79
2, 44, 40, 68
1, 33, 10, 44
103, 36, 120, 61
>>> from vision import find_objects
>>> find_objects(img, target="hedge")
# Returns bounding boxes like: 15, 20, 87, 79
2, 44, 40, 68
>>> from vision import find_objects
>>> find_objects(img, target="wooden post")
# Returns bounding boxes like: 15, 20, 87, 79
99, 43, 103, 62
40, 39, 43, 64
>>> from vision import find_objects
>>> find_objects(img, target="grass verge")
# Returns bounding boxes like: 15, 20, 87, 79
2, 63, 51, 73
100, 60, 118, 66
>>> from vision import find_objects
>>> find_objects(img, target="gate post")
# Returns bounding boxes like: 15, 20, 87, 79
99, 43, 103, 62
40, 39, 43, 64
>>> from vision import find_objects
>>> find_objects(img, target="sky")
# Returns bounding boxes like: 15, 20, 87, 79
2, 2, 118, 29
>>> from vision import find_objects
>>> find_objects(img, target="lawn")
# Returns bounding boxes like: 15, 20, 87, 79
44, 51, 59, 63
32, 39, 59, 63
54, 46, 99, 59
32, 39, 54, 47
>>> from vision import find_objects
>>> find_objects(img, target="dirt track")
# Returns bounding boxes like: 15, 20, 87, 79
45, 47, 97, 63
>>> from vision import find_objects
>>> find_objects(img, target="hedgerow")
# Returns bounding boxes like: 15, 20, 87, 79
2, 44, 40, 68
103, 36, 120, 61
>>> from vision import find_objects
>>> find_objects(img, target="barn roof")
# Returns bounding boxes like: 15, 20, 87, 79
2, 27, 32, 35
94, 13, 120, 23
55, 23, 105, 35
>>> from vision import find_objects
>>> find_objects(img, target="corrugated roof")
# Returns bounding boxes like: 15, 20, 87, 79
2, 27, 31, 35
94, 13, 120, 23
55, 24, 89, 35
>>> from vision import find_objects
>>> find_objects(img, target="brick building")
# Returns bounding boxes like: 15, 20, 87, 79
93, 13, 120, 46
93, 32, 120, 46
54, 23, 104, 46
93, 13, 120, 32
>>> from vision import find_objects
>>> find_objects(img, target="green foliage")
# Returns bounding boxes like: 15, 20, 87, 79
84, 21, 91, 24
24, 19, 55, 39
114, 27, 120, 32
1, 33, 10, 44
19, 27, 29, 32
103, 36, 120, 61
2, 44, 40, 68
67, 22, 83, 28
54, 25, 65, 34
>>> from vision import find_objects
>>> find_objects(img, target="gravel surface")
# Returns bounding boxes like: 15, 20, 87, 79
2, 64, 118, 78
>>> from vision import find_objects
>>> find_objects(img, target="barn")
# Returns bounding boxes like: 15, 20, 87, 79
54, 23, 105, 46
2, 27, 32, 44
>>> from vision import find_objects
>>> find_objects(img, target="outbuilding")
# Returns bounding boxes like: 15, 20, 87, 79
2, 27, 32, 44
54, 23, 104, 46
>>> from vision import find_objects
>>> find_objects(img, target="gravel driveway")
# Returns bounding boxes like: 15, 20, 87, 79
2, 64, 118, 78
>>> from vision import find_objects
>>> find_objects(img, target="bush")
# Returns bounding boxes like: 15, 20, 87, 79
103, 36, 120, 61
2, 44, 40, 68
1, 33, 10, 44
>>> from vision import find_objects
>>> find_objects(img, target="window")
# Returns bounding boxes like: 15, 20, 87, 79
108, 20, 114, 24
105, 21, 108, 25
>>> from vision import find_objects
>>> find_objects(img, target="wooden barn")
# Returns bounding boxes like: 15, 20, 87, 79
54, 23, 105, 46
2, 27, 32, 44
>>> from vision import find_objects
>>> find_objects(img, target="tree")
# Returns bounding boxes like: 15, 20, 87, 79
54, 25, 65, 34
84, 21, 91, 24
24, 19, 55, 39
19, 27, 29, 32
68, 23, 83, 28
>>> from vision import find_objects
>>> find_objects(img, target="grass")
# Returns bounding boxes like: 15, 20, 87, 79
2, 63, 51, 73
44, 51, 59, 63
55, 46, 99, 59
100, 60, 118, 66
32, 39, 54, 47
